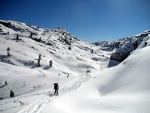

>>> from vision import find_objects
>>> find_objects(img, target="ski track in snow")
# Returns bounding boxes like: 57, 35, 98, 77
16, 74, 91, 113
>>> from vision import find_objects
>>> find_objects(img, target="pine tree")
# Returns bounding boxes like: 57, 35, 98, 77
37, 54, 41, 67
5, 81, 8, 85
16, 34, 19, 42
144, 42, 147, 47
49, 60, 53, 67
91, 49, 94, 53
30, 32, 33, 38
68, 46, 71, 50
10, 90, 14, 98
7, 47, 10, 56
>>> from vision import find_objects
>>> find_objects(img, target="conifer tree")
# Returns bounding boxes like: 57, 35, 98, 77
37, 54, 41, 66
16, 34, 19, 42
5, 81, 8, 85
10, 90, 14, 98
49, 60, 53, 67
91, 49, 94, 53
30, 32, 33, 38
68, 46, 71, 50
7, 47, 10, 56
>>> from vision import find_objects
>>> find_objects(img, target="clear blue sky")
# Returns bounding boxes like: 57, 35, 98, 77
1, 0, 150, 42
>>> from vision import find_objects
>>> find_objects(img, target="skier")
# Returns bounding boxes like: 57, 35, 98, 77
67, 74, 69, 78
53, 83, 59, 96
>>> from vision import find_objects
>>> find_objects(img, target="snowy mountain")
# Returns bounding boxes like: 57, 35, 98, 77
0, 20, 108, 70
0, 20, 109, 113
0, 20, 150, 113
94, 30, 150, 62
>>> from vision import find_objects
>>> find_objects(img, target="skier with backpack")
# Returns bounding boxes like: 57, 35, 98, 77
53, 83, 59, 96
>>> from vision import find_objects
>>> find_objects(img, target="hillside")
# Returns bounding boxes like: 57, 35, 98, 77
43, 45, 150, 113
0, 20, 150, 113
0, 20, 110, 113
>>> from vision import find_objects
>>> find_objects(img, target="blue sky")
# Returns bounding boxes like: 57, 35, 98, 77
1, 0, 150, 42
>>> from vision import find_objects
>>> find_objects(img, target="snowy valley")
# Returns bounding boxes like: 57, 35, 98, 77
0, 20, 150, 113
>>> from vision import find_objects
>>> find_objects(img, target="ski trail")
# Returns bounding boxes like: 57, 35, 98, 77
17, 74, 91, 113
61, 73, 91, 93
17, 97, 50, 113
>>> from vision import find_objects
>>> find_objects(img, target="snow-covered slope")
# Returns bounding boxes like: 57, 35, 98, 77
0, 20, 109, 113
0, 20, 150, 113
42, 46, 150, 113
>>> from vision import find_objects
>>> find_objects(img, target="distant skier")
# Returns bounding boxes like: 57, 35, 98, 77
10, 90, 15, 98
67, 74, 69, 78
53, 83, 59, 96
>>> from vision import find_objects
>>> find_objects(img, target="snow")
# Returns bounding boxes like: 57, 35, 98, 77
43, 46, 150, 113
0, 20, 150, 113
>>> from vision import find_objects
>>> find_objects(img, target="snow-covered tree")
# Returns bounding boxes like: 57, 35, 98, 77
6, 47, 10, 56
49, 60, 53, 67
16, 34, 19, 42
37, 54, 41, 67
